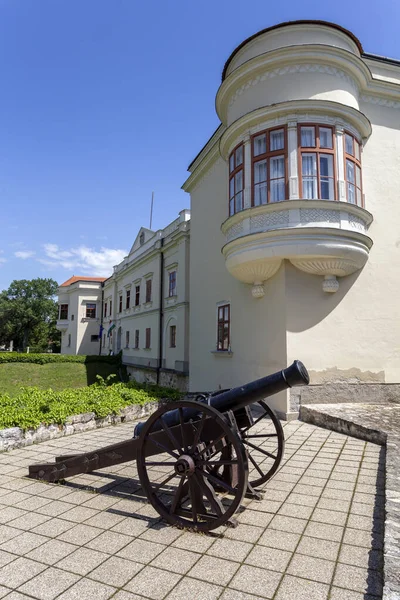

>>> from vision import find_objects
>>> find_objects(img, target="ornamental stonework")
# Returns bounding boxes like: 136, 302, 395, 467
300, 208, 340, 224
250, 210, 289, 232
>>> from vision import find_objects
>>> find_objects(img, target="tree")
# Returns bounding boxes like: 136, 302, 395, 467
0, 278, 61, 352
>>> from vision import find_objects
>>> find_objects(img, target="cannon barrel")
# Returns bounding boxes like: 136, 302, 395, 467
134, 360, 309, 438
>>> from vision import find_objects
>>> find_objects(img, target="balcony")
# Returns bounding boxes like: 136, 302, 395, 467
56, 319, 69, 332
221, 199, 373, 296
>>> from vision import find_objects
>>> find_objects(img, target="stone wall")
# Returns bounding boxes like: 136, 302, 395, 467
291, 382, 400, 412
126, 365, 189, 392
0, 401, 158, 452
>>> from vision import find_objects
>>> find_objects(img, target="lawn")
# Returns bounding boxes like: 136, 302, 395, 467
0, 362, 120, 396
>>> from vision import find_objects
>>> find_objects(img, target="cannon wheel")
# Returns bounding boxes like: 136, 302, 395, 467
240, 400, 285, 488
137, 400, 248, 533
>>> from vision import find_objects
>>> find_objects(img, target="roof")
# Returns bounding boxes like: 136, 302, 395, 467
221, 20, 364, 81
59, 276, 107, 287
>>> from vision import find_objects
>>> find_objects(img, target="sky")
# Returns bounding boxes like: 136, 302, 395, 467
0, 0, 399, 290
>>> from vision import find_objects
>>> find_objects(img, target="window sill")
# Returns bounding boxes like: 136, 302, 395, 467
210, 350, 233, 357
143, 301, 153, 309
143, 347, 152, 351
81, 318, 99, 323
165, 295, 177, 306
133, 305, 141, 313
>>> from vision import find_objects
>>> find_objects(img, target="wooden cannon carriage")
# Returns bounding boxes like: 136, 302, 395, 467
28, 360, 309, 532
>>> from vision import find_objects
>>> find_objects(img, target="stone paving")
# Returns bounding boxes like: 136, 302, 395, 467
0, 419, 385, 600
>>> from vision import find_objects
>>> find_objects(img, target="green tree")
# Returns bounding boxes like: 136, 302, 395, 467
0, 278, 60, 352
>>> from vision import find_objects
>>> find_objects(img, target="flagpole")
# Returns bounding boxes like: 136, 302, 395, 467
149, 191, 154, 229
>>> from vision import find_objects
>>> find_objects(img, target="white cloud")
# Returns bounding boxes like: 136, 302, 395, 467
15, 250, 35, 259
39, 243, 127, 277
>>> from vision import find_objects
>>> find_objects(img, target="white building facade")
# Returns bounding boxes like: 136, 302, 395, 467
59, 21, 400, 417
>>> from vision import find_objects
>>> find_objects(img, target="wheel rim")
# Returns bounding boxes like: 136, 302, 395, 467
137, 400, 248, 532
240, 401, 285, 488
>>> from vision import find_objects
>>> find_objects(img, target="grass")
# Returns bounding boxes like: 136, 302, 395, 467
0, 362, 120, 397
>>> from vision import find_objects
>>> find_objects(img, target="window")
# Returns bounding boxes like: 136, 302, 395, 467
126, 289, 130, 310
135, 285, 140, 306
134, 329, 139, 349
125, 331, 130, 348
86, 303, 96, 319
229, 144, 244, 216
91, 335, 99, 342
59, 304, 68, 320
170, 325, 176, 348
168, 271, 176, 297
299, 125, 335, 201
217, 304, 230, 351
118, 294, 123, 313
104, 302, 107, 318
145, 328, 151, 349
252, 127, 287, 205
344, 132, 362, 206
145, 279, 152, 303
109, 300, 112, 316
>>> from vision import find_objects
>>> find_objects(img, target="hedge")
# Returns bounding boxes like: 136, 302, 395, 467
0, 379, 183, 430
0, 352, 122, 365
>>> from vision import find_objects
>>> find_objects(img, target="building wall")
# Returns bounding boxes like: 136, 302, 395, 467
186, 21, 400, 415
58, 283, 102, 355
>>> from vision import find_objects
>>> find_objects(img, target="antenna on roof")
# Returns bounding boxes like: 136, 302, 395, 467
149, 191, 154, 230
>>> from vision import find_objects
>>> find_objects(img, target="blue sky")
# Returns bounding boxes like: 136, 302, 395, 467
0, 0, 399, 289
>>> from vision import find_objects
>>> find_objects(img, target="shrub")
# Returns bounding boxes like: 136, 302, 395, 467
0, 352, 122, 365
0, 378, 183, 431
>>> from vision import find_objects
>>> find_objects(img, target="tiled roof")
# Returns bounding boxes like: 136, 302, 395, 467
59, 276, 106, 287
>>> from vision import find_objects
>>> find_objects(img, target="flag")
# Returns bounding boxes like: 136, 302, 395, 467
99, 325, 104, 338
107, 322, 116, 337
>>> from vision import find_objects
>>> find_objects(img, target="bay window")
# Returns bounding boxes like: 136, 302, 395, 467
229, 144, 244, 216
252, 127, 287, 205
344, 132, 362, 206
299, 125, 335, 201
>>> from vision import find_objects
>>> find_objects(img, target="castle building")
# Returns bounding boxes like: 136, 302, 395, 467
58, 21, 400, 417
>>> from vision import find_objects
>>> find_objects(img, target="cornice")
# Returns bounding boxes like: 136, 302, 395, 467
182, 136, 223, 193
219, 100, 372, 159
216, 45, 373, 123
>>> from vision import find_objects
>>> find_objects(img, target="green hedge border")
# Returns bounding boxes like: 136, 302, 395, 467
0, 352, 122, 365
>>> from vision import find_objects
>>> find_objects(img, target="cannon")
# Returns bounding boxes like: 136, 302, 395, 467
28, 360, 309, 532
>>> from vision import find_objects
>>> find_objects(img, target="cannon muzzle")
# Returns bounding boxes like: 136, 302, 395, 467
134, 360, 309, 437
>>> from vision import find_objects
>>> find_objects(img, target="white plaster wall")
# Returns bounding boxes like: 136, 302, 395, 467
286, 102, 400, 383
226, 25, 360, 77
227, 70, 359, 125
189, 158, 289, 413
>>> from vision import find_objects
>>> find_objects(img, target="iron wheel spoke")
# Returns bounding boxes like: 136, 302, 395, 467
160, 417, 182, 453
241, 409, 268, 434
201, 469, 236, 495
148, 437, 180, 460
190, 412, 207, 450
188, 477, 198, 524
151, 471, 177, 493
145, 461, 177, 466
248, 452, 265, 478
196, 459, 238, 466
198, 432, 226, 457
179, 408, 188, 453
194, 472, 223, 517
242, 433, 278, 439
243, 440, 277, 460
169, 475, 186, 514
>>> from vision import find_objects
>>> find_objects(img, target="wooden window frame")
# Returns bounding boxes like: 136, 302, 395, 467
59, 304, 68, 320
145, 280, 152, 303
134, 329, 139, 349
170, 325, 176, 348
343, 131, 363, 207
168, 271, 176, 297
145, 328, 151, 349
217, 304, 230, 352
251, 126, 288, 206
135, 285, 140, 306
228, 143, 244, 216
126, 289, 130, 310
118, 295, 123, 313
85, 303, 96, 319
298, 124, 337, 201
